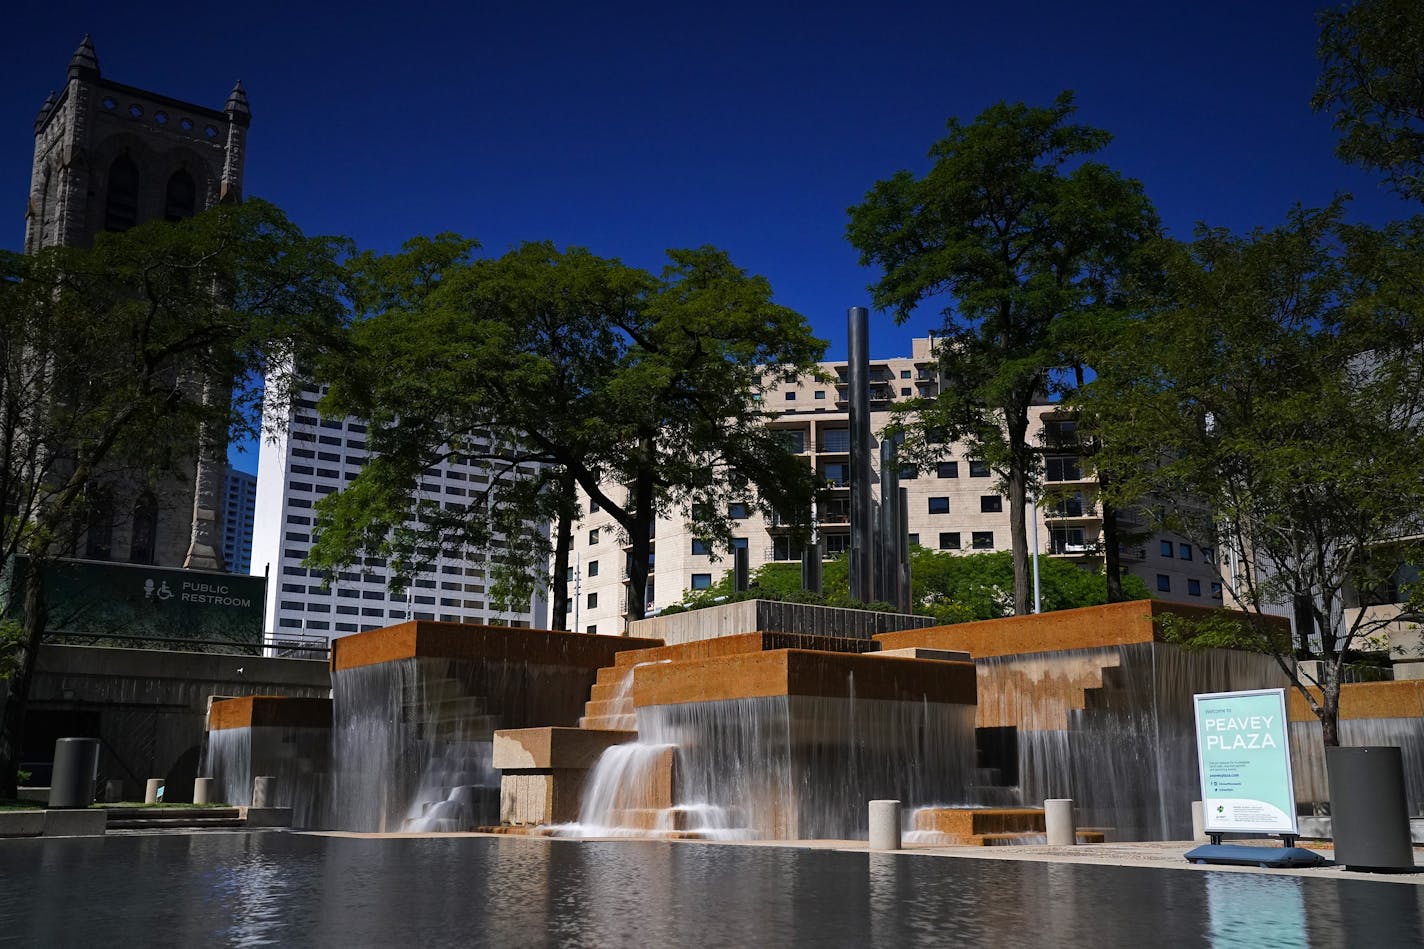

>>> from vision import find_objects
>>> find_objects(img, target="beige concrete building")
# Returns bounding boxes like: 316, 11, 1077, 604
566, 338, 1223, 634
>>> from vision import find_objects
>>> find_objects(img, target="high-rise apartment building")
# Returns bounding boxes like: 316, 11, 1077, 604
567, 337, 1223, 633
250, 381, 547, 642
221, 468, 257, 575
25, 36, 249, 569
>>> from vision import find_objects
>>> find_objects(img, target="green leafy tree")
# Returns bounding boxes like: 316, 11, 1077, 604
847, 92, 1160, 615
1080, 204, 1424, 746
311, 242, 825, 623
0, 200, 347, 795
1314, 0, 1424, 202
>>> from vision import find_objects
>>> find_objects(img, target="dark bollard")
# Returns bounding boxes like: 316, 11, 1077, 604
48, 737, 100, 809
1327, 746, 1415, 872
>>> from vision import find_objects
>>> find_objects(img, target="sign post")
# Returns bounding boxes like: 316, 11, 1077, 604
1187, 687, 1323, 868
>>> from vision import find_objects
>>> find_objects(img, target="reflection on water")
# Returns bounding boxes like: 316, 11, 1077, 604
0, 834, 1420, 948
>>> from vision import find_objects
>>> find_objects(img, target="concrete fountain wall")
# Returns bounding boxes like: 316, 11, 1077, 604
876, 600, 1289, 841
204, 695, 332, 826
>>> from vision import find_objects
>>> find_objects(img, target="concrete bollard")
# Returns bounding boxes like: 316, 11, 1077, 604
193, 777, 213, 806
869, 799, 902, 851
104, 779, 124, 803
252, 776, 276, 808
144, 778, 164, 805
1045, 798, 1076, 846
1191, 800, 1207, 841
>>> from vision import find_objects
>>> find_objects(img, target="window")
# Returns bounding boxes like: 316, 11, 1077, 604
907, 533, 920, 547
588, 561, 599, 578
937, 461, 959, 479
1210, 581, 1223, 600
778, 430, 806, 452
1179, 544, 1193, 561
939, 532, 961, 550
729, 503, 749, 519
898, 465, 918, 481
732, 537, 749, 551
980, 495, 1002, 513
1187, 579, 1202, 597
691, 573, 712, 590
900, 369, 911, 379
785, 391, 796, 401
1045, 457, 1081, 482
1160, 540, 1173, 558
691, 539, 710, 556
821, 429, 850, 452
772, 536, 803, 561
969, 460, 990, 478
587, 592, 598, 608
589, 499, 599, 513
164, 169, 196, 221
822, 462, 850, 485
824, 533, 850, 555
1156, 574, 1171, 592
129, 493, 158, 564
104, 154, 140, 232
588, 528, 600, 545
587, 625, 598, 635
1202, 547, 1216, 564
928, 497, 950, 514
1050, 527, 1086, 554
901, 387, 911, 397
971, 531, 994, 550
814, 390, 826, 400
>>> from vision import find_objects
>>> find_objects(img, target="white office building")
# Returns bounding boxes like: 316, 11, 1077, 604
251, 381, 547, 643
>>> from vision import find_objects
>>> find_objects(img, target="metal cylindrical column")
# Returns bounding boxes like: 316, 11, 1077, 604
848, 307, 875, 603
48, 738, 100, 809
1327, 746, 1415, 871
878, 439, 899, 604
733, 545, 750, 592
801, 535, 822, 594
869, 799, 902, 850
1045, 798, 1076, 846
896, 487, 911, 613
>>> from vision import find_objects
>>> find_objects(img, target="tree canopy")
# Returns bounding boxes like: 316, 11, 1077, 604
1079, 203, 1424, 744
0, 199, 348, 794
846, 92, 1160, 615
309, 240, 825, 623
1314, 0, 1424, 202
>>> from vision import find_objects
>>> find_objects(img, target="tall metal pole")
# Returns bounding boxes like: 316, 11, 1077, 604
1029, 494, 1042, 613
878, 438, 900, 605
848, 306, 875, 603
897, 486, 911, 613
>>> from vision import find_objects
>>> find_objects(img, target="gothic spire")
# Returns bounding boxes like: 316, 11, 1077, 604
34, 91, 57, 132
225, 80, 251, 124
68, 34, 100, 80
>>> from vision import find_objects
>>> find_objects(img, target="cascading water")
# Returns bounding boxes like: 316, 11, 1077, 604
975, 642, 1285, 841
1291, 715, 1424, 816
201, 724, 329, 827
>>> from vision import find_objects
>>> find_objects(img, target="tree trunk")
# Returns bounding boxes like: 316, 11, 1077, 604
625, 444, 656, 624
1320, 684, 1340, 748
1101, 500, 1124, 602
548, 469, 575, 631
0, 561, 47, 798
1007, 412, 1031, 615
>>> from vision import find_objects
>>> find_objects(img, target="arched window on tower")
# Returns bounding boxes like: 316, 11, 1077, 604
129, 493, 159, 565
104, 154, 140, 232
164, 169, 196, 221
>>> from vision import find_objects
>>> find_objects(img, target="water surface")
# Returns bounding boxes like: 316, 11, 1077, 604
0, 833, 1419, 948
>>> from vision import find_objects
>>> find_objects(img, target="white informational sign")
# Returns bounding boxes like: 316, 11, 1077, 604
1193, 688, 1298, 835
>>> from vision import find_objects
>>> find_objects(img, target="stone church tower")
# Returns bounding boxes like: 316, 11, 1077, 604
24, 36, 250, 569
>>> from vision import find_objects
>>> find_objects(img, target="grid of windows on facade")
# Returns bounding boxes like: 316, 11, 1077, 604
272, 400, 530, 634
1160, 541, 1197, 561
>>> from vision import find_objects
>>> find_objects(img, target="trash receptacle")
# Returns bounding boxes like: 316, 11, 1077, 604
1326, 745, 1415, 872
48, 737, 100, 809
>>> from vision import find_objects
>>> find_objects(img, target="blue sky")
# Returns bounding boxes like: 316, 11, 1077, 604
3, 1, 1416, 474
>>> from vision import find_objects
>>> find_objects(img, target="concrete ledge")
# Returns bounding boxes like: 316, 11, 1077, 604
209, 695, 333, 731
329, 621, 662, 672
492, 727, 637, 771
240, 806, 293, 827
629, 600, 933, 645
875, 647, 971, 662
0, 811, 45, 837
874, 600, 1287, 658
1287, 680, 1424, 722
42, 808, 106, 837
16, 787, 50, 803
633, 648, 978, 707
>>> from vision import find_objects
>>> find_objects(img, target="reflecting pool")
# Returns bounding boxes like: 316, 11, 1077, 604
0, 833, 1420, 948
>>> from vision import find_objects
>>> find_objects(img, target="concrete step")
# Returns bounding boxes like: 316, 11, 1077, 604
582, 699, 633, 719
588, 682, 634, 703
579, 714, 638, 731
913, 807, 1046, 837
104, 807, 242, 821
108, 816, 246, 830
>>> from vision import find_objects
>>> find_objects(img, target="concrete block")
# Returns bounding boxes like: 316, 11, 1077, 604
1191, 801, 1207, 841
42, 808, 105, 837
874, 647, 971, 662
252, 776, 275, 808
869, 799, 901, 850
104, 779, 124, 802
1045, 799, 1076, 846
492, 727, 636, 771
16, 787, 49, 803
193, 777, 213, 805
0, 811, 45, 837
242, 807, 292, 828
144, 778, 163, 804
